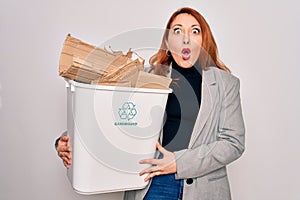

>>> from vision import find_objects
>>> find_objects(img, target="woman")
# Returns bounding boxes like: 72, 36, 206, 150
56, 7, 245, 200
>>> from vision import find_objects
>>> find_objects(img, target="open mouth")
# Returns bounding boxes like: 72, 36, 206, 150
181, 48, 191, 60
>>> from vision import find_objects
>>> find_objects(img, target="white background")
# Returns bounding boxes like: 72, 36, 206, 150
1, 0, 299, 199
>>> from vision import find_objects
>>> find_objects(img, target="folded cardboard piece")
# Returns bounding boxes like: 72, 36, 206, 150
59, 34, 172, 89
135, 71, 173, 89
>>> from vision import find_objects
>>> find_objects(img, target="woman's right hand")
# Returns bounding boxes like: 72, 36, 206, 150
56, 136, 72, 168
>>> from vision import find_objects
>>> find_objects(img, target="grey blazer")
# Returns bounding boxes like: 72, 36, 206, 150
124, 66, 245, 200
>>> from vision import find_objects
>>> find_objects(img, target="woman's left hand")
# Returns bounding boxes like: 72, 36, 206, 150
139, 142, 177, 182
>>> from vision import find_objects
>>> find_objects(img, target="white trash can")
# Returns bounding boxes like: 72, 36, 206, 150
65, 79, 171, 194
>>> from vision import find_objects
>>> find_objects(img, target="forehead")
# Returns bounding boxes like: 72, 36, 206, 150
171, 13, 200, 27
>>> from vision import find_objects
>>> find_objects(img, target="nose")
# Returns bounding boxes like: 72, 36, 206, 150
183, 32, 190, 44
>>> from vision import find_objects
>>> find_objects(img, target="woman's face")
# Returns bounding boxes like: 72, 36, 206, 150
167, 13, 202, 68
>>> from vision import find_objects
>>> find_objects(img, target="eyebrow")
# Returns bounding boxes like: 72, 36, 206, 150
171, 24, 200, 28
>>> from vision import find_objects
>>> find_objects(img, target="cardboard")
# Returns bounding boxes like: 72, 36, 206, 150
59, 34, 171, 89
135, 71, 172, 89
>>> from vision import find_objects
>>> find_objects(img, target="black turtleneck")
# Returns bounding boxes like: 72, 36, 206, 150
162, 62, 202, 151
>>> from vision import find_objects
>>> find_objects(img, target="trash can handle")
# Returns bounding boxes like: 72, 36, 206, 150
70, 84, 75, 92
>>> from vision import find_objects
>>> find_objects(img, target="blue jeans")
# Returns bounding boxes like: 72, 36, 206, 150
143, 173, 184, 200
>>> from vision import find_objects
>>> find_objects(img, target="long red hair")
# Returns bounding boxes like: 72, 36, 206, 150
150, 7, 230, 76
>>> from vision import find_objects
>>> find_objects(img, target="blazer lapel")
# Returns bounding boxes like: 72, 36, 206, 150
189, 67, 217, 147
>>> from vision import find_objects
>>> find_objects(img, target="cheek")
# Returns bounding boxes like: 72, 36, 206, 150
191, 36, 202, 48
191, 38, 202, 56
167, 37, 182, 53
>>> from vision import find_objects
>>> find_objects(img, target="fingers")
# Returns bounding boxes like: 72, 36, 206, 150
57, 136, 72, 153
144, 171, 162, 182
58, 145, 72, 153
139, 165, 160, 176
63, 160, 71, 168
57, 145, 72, 162
60, 135, 69, 142
58, 151, 72, 159
63, 157, 71, 167
56, 136, 72, 168
57, 136, 69, 147
139, 143, 177, 181
59, 151, 72, 168
57, 136, 69, 148
61, 155, 71, 163
139, 165, 162, 182
139, 158, 159, 165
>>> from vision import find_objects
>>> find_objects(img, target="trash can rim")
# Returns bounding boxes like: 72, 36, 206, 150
65, 79, 172, 94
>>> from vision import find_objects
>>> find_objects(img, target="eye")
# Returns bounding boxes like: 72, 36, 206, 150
192, 28, 201, 34
173, 28, 182, 35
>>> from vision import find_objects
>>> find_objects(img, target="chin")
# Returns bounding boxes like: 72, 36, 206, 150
172, 55, 196, 68
178, 60, 194, 68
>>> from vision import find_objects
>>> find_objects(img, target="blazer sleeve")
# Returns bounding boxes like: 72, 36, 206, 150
174, 77, 245, 179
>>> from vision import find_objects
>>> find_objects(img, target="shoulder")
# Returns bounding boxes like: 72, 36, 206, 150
205, 67, 241, 97
208, 66, 240, 87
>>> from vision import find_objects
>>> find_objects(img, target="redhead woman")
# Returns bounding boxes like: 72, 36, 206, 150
56, 7, 245, 200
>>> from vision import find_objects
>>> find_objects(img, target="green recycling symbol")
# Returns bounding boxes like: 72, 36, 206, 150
118, 102, 137, 121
